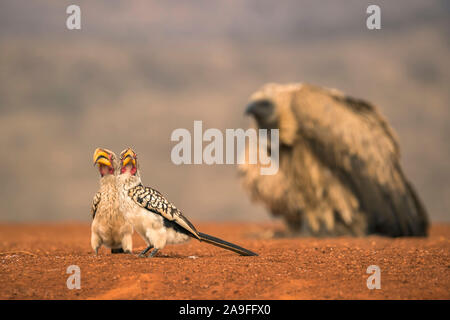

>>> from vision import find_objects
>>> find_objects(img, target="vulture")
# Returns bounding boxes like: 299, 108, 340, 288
239, 83, 428, 237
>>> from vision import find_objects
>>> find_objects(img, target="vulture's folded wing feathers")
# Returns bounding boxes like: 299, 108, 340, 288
290, 85, 428, 236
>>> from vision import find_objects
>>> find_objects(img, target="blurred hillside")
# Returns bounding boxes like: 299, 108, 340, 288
0, 0, 448, 222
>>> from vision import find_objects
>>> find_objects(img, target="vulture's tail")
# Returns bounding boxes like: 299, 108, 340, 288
197, 232, 258, 256
403, 180, 429, 236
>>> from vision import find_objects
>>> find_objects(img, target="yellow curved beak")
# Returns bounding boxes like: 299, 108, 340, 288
93, 148, 112, 167
121, 148, 136, 167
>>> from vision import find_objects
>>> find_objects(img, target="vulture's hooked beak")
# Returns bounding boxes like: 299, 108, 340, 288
245, 101, 257, 116
245, 99, 274, 118
245, 99, 276, 130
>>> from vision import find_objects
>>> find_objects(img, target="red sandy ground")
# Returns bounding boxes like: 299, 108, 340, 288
0, 222, 448, 300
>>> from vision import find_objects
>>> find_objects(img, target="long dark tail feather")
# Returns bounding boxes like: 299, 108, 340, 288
197, 232, 258, 256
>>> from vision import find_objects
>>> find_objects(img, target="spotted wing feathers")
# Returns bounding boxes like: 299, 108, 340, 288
128, 184, 200, 239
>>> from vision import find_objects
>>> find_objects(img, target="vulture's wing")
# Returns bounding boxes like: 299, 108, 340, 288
128, 184, 200, 239
290, 85, 428, 236
91, 192, 101, 219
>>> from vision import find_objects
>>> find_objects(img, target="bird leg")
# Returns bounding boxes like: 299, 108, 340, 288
138, 245, 153, 258
111, 248, 125, 254
148, 248, 159, 258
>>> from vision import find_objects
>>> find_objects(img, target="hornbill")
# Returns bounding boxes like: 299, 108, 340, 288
116, 147, 257, 257
91, 148, 133, 254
